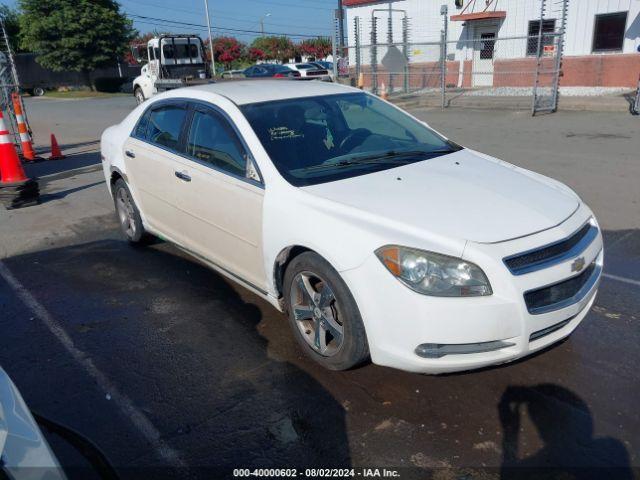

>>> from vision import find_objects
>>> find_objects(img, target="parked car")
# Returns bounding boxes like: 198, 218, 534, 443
243, 64, 300, 78
101, 81, 603, 374
309, 61, 335, 81
284, 63, 332, 82
221, 69, 246, 79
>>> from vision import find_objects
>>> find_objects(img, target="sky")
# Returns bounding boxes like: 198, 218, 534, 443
1, 0, 341, 42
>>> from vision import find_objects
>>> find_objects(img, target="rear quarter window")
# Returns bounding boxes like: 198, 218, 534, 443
133, 109, 151, 139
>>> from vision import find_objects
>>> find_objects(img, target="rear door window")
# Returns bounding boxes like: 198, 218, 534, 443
146, 104, 188, 151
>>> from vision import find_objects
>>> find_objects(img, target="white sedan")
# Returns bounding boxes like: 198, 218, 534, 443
284, 63, 332, 82
100, 80, 603, 374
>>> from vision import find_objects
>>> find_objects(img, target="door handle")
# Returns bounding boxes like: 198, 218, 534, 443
174, 171, 191, 182
125, 150, 135, 158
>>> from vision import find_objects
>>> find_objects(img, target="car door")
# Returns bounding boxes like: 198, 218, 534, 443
171, 102, 266, 291
122, 100, 190, 244
254, 66, 269, 77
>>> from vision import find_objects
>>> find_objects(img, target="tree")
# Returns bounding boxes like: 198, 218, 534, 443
19, 0, 136, 89
248, 47, 266, 62
299, 37, 332, 60
0, 5, 22, 53
251, 36, 295, 63
212, 36, 244, 70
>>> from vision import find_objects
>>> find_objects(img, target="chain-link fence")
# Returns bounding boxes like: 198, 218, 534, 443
338, 0, 567, 114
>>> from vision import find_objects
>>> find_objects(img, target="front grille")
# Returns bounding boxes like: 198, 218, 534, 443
308, 70, 328, 76
504, 222, 597, 275
524, 262, 597, 314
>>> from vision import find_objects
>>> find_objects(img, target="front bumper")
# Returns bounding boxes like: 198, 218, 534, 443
341, 208, 603, 374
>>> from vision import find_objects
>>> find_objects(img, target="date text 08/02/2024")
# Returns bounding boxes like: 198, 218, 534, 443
233, 468, 401, 478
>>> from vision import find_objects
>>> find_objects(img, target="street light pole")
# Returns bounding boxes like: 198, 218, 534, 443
204, 0, 216, 77
260, 13, 271, 36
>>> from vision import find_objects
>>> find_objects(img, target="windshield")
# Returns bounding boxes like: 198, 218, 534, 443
241, 92, 461, 186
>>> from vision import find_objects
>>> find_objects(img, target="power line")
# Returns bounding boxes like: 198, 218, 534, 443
121, 0, 331, 31
126, 13, 328, 38
234, 0, 334, 11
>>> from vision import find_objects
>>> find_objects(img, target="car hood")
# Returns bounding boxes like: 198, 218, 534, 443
301, 149, 579, 244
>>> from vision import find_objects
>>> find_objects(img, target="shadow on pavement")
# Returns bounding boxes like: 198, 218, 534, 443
499, 384, 632, 480
1, 239, 350, 474
39, 181, 105, 203
24, 151, 101, 178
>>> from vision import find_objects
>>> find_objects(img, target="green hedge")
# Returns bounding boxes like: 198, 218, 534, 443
94, 76, 128, 93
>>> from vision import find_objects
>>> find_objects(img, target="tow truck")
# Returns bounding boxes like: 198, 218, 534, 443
131, 34, 213, 104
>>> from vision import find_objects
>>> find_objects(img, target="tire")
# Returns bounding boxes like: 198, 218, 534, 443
283, 252, 369, 370
33, 87, 45, 97
134, 87, 145, 105
112, 178, 147, 244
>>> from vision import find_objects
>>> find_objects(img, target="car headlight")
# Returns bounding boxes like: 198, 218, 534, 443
375, 245, 492, 297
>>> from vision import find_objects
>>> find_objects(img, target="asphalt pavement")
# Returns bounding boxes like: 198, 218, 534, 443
0, 94, 638, 479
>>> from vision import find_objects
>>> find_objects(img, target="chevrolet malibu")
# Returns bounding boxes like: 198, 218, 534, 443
100, 81, 603, 374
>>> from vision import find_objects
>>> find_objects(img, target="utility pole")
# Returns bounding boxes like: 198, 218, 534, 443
440, 4, 448, 110
337, 0, 345, 51
204, 0, 216, 77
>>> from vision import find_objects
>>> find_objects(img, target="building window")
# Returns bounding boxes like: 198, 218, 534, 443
592, 12, 628, 52
527, 19, 556, 56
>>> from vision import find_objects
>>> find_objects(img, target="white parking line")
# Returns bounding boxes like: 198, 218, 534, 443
0, 261, 187, 468
603, 273, 640, 288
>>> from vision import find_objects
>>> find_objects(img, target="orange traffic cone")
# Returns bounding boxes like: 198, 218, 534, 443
12, 93, 42, 162
49, 134, 65, 160
380, 81, 389, 100
0, 110, 40, 208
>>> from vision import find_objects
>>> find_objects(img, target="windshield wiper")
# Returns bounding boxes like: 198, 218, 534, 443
301, 148, 456, 172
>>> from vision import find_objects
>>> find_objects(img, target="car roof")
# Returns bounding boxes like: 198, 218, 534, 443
188, 80, 360, 105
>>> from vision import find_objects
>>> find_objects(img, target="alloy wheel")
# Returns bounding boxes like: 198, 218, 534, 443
116, 188, 137, 239
290, 271, 344, 356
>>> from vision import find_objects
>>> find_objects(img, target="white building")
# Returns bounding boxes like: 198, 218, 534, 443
344, 0, 640, 88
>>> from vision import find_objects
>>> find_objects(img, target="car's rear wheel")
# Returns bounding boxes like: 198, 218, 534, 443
134, 88, 145, 105
112, 178, 147, 244
284, 252, 369, 370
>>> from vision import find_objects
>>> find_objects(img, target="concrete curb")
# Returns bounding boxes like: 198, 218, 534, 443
389, 94, 635, 113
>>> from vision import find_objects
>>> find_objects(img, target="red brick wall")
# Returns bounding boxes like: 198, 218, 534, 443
462, 60, 473, 87
493, 54, 640, 88
353, 61, 460, 90
560, 54, 640, 88
351, 53, 640, 89
493, 57, 553, 87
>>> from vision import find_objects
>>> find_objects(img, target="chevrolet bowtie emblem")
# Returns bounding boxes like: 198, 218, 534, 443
571, 257, 586, 273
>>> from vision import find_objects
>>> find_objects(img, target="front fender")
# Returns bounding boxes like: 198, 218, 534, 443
262, 187, 466, 297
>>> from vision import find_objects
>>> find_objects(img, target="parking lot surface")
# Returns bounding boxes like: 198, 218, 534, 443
0, 95, 638, 478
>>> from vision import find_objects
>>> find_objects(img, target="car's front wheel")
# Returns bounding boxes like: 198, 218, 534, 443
112, 178, 147, 244
283, 252, 369, 370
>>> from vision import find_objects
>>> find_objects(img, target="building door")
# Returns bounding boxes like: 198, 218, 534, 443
473, 27, 497, 87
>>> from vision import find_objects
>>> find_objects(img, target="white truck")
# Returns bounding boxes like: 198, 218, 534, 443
131, 34, 213, 104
